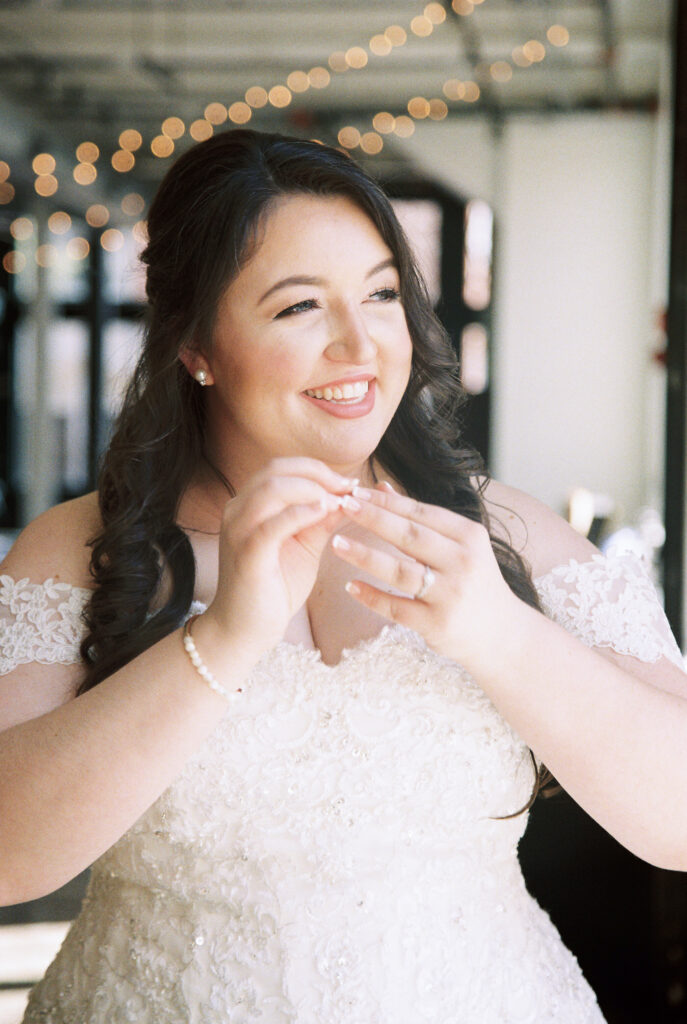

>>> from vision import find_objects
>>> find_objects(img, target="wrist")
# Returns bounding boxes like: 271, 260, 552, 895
188, 611, 264, 686
460, 595, 542, 683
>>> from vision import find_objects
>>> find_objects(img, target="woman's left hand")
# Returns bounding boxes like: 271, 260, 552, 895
332, 482, 529, 673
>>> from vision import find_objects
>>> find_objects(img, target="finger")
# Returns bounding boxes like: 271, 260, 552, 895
244, 500, 330, 558
343, 578, 421, 628
356, 483, 470, 541
339, 494, 450, 568
331, 533, 425, 597
226, 476, 344, 536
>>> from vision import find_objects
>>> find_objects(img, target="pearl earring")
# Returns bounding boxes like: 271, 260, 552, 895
195, 369, 209, 386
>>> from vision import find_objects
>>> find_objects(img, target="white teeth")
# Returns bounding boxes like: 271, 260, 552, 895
305, 380, 369, 402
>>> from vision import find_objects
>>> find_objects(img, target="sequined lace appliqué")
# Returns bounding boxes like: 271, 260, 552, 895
534, 553, 684, 669
0, 575, 92, 674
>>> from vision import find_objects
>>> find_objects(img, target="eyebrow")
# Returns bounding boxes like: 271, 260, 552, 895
257, 257, 397, 306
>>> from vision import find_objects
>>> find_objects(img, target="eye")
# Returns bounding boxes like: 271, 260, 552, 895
274, 298, 320, 319
369, 286, 401, 303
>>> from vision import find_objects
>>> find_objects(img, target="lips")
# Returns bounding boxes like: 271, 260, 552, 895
301, 378, 376, 419
304, 379, 369, 403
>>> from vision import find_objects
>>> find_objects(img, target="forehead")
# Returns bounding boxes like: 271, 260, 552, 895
243, 193, 393, 272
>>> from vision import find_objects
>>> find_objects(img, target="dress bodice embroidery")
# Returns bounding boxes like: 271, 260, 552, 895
1, 553, 681, 1023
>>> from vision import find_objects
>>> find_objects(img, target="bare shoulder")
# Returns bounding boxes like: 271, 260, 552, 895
477, 476, 599, 579
0, 492, 102, 590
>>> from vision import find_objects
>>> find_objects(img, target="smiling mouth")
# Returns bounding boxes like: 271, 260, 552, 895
303, 379, 370, 403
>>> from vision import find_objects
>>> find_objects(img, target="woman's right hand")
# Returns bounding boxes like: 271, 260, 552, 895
200, 458, 355, 658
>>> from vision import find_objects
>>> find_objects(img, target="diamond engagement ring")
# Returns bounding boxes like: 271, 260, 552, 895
415, 564, 436, 600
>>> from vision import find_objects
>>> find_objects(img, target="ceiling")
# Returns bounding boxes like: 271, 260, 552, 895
0, 0, 674, 215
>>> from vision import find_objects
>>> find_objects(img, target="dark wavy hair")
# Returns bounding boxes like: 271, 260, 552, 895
78, 128, 550, 810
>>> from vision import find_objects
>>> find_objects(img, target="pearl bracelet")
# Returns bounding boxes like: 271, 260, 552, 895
182, 614, 243, 703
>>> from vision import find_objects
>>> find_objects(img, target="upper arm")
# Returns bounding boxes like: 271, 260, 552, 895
0, 493, 101, 731
481, 478, 687, 699
480, 477, 599, 578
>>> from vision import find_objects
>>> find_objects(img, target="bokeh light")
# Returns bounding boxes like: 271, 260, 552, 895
48, 211, 72, 235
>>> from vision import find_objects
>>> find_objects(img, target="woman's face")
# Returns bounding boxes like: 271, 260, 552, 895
199, 193, 413, 483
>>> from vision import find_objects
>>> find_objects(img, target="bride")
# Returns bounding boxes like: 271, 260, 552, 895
1, 128, 685, 1023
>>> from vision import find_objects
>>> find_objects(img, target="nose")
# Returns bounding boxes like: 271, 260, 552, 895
325, 302, 377, 364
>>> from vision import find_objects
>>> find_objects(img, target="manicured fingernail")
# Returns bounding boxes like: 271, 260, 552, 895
352, 486, 372, 500
342, 495, 361, 512
380, 481, 395, 492
332, 534, 350, 551
345, 581, 361, 596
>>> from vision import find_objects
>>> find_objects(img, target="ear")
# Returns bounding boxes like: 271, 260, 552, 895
179, 348, 214, 386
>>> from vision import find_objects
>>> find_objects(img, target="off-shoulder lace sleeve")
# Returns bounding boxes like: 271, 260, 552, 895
0, 575, 91, 675
534, 553, 685, 670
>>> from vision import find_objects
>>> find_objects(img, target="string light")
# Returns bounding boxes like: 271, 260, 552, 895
424, 2, 446, 24
0, 161, 10, 182
429, 98, 448, 119
410, 15, 433, 37
372, 112, 395, 134
66, 237, 89, 260
190, 119, 213, 141
523, 39, 546, 62
161, 117, 185, 139
3, 251, 26, 274
452, 0, 474, 14
345, 47, 368, 69
0, 182, 15, 204
408, 97, 431, 119
228, 101, 252, 123
547, 25, 570, 47
151, 135, 174, 158
76, 142, 99, 163
337, 126, 361, 149
384, 25, 407, 46
359, 132, 383, 155
244, 88, 268, 108
268, 87, 291, 108
121, 192, 145, 216
204, 102, 228, 123
286, 71, 309, 93
86, 204, 110, 227
393, 115, 415, 138
74, 163, 97, 185
35, 175, 58, 196
490, 61, 513, 82
369, 35, 392, 57
32, 153, 56, 175
119, 129, 142, 152
132, 220, 148, 245
307, 67, 330, 88
111, 150, 135, 172
101, 228, 124, 252
443, 79, 465, 100
48, 211, 71, 234
10, 217, 33, 241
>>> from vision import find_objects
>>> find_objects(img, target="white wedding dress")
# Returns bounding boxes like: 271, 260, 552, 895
1, 553, 683, 1023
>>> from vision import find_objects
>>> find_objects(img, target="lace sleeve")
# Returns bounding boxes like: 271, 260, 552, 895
0, 575, 91, 675
534, 553, 684, 670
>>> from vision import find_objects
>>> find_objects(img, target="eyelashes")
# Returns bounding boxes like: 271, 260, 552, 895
274, 286, 401, 320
